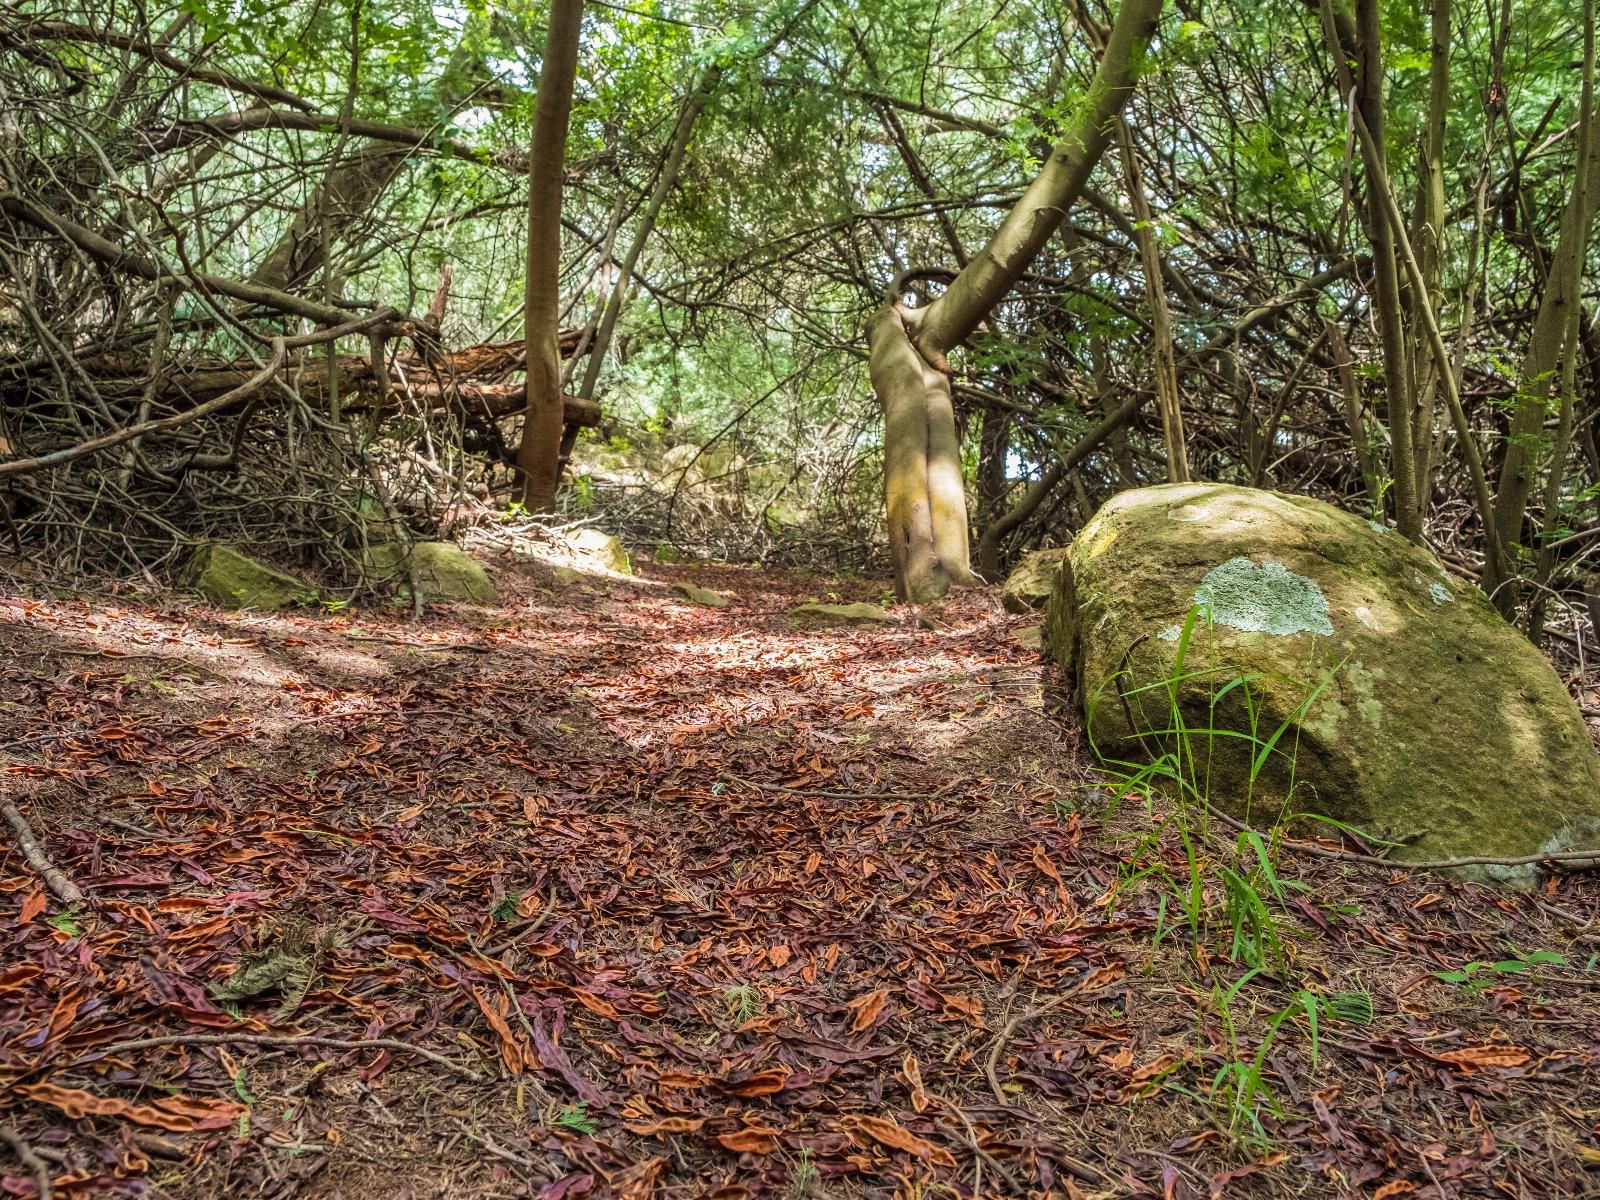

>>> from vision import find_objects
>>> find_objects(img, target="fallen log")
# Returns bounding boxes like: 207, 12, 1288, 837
16, 329, 599, 427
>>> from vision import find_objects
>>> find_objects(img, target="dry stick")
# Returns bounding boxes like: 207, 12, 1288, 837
77, 1032, 483, 1082
935, 1096, 1020, 1195
980, 993, 1108, 1187
0, 1123, 53, 1200
2, 802, 86, 906
1205, 807, 1600, 872
0, 339, 286, 478
983, 994, 1070, 1109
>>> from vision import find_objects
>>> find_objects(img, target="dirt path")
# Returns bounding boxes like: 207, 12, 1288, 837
1, 557, 1597, 1199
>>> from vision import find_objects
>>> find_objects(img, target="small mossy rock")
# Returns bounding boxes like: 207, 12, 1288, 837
551, 566, 586, 586
672, 582, 728, 607
193, 545, 312, 610
567, 528, 632, 575
1013, 624, 1044, 651
790, 602, 891, 628
1001, 546, 1072, 613
1048, 482, 1600, 884
365, 542, 496, 605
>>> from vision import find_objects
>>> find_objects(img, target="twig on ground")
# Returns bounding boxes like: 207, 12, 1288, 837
75, 1032, 483, 1081
455, 1119, 538, 1170
936, 1095, 1021, 1194
742, 780, 962, 801
3, 801, 87, 905
0, 1123, 54, 1200
1205, 807, 1600, 873
983, 993, 1069, 1109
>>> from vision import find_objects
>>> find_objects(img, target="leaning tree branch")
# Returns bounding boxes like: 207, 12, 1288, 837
0, 195, 361, 327
2, 17, 317, 112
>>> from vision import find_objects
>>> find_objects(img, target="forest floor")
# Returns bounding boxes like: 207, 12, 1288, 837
1, 551, 1598, 1200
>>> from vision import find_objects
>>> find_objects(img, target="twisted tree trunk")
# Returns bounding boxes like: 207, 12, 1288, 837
866, 0, 1164, 603
516, 0, 583, 514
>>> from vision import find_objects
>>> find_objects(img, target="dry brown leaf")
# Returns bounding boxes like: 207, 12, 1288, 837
570, 989, 620, 1020
1434, 1045, 1531, 1071
901, 1051, 930, 1113
846, 987, 890, 1032
470, 985, 531, 1074
718, 1069, 790, 1096
18, 1083, 243, 1132
625, 1115, 706, 1136
614, 1155, 667, 1200
716, 1127, 779, 1154
1076, 963, 1127, 993
841, 1114, 957, 1168
20, 887, 47, 924
1032, 843, 1066, 891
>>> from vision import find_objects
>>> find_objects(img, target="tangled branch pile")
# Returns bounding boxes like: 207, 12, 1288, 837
0, 8, 600, 583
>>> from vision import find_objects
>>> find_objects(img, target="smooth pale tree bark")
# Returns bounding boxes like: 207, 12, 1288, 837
575, 63, 720, 406
1488, 36, 1600, 603
1116, 119, 1189, 482
1407, 0, 1449, 502
868, 0, 1164, 603
517, 0, 584, 513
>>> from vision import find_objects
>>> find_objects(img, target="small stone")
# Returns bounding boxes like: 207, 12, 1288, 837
552, 567, 585, 586
1001, 546, 1072, 613
789, 602, 891, 627
672, 582, 728, 607
192, 545, 313, 610
1013, 624, 1044, 651
566, 528, 632, 575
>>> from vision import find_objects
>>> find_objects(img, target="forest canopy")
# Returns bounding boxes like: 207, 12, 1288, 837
0, 0, 1596, 630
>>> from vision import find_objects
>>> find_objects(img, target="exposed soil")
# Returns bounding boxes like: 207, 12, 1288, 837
1, 555, 1597, 1199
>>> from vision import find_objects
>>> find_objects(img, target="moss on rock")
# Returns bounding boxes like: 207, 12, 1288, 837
672, 582, 729, 607
192, 545, 312, 610
1048, 483, 1600, 882
365, 542, 496, 605
790, 602, 890, 627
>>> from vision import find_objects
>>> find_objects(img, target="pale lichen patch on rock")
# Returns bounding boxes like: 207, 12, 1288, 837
1192, 557, 1334, 637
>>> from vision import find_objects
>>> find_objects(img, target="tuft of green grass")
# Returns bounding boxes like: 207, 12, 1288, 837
46, 907, 83, 936
489, 892, 522, 922
723, 984, 764, 1023
790, 1146, 819, 1197
1077, 606, 1374, 1150
550, 1102, 599, 1136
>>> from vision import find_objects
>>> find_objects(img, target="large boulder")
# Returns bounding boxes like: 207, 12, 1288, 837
193, 545, 312, 610
365, 542, 496, 605
1001, 546, 1072, 613
1048, 483, 1600, 881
